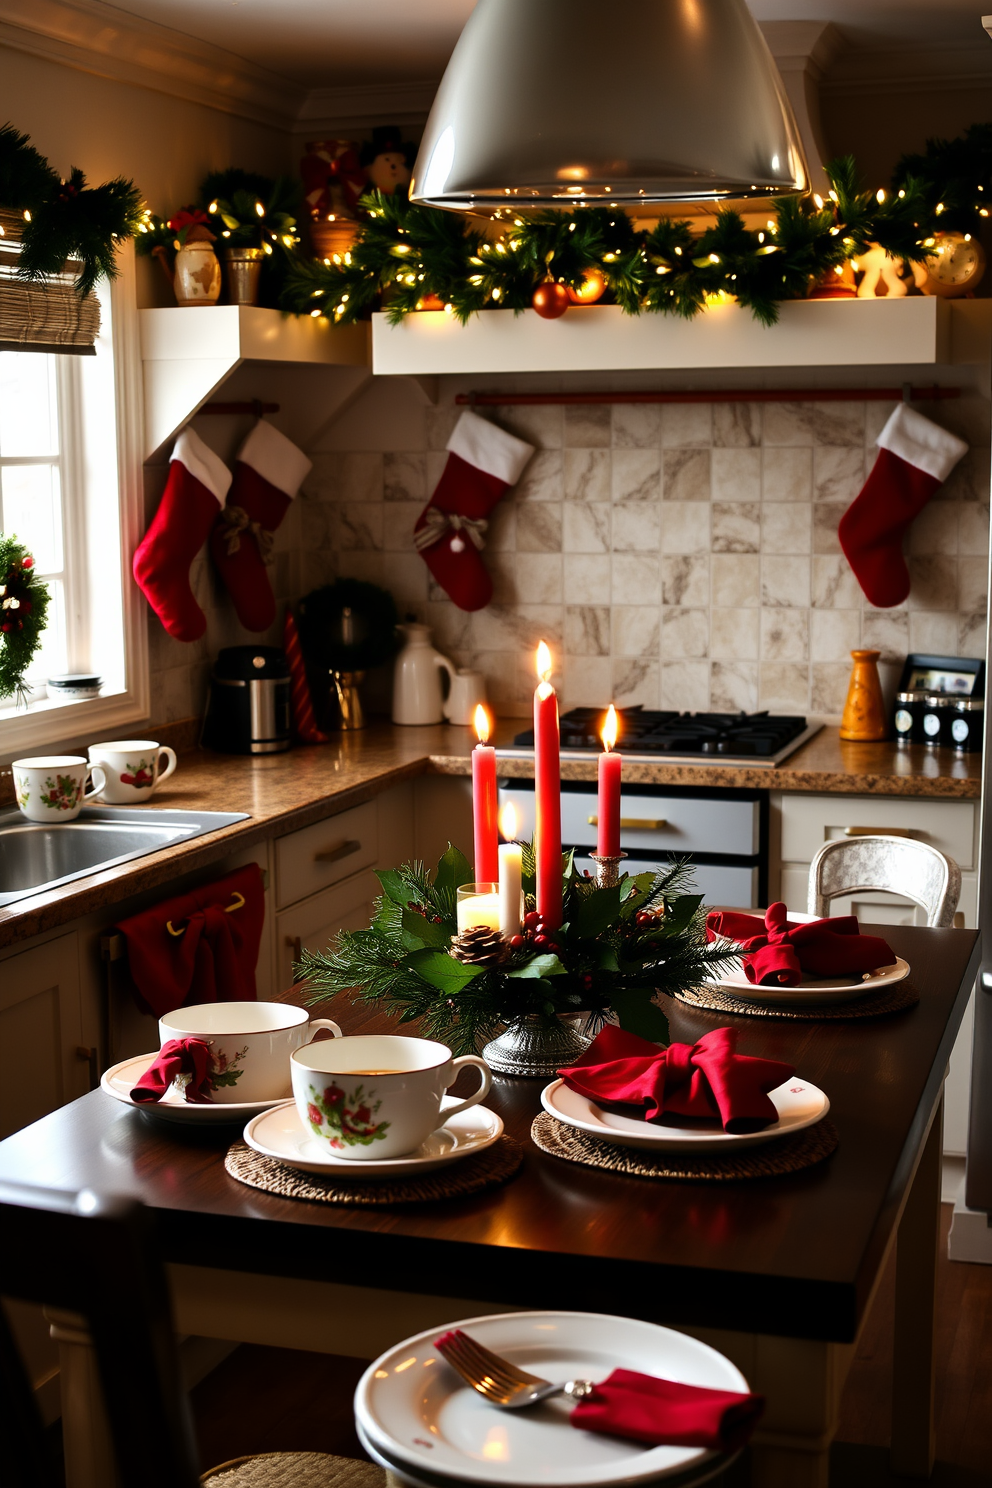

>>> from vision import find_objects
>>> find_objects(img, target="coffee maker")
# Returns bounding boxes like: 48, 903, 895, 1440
202, 646, 291, 754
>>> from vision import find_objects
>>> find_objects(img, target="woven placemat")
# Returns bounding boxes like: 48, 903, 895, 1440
224, 1136, 523, 1206
203, 1452, 384, 1488
670, 979, 919, 1020
531, 1111, 838, 1181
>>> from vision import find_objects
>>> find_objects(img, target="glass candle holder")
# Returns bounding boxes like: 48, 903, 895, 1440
455, 882, 501, 934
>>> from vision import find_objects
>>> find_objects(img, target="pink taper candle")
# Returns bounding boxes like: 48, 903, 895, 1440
597, 704, 622, 857
472, 704, 499, 883
533, 641, 562, 930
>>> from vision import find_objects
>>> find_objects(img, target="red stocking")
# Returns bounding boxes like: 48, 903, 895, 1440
132, 428, 231, 643
838, 405, 967, 608
414, 411, 533, 611
210, 421, 312, 632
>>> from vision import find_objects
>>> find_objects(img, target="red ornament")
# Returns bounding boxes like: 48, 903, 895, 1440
532, 281, 570, 319
566, 267, 607, 305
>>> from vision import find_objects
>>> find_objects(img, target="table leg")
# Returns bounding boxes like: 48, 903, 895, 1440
891, 1098, 943, 1477
46, 1309, 118, 1488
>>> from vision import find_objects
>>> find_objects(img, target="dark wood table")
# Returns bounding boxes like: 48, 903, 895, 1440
0, 923, 978, 1488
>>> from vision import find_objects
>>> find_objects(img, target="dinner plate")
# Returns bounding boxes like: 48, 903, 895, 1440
704, 955, 910, 1006
243, 1097, 503, 1176
541, 1076, 829, 1152
355, 1309, 749, 1487
100, 1053, 289, 1124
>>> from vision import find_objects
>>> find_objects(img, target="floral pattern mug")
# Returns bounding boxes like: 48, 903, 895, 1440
88, 739, 178, 804
13, 756, 106, 823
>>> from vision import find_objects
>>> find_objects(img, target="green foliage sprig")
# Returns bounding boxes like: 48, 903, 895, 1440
280, 136, 989, 328
893, 123, 992, 235
299, 844, 738, 1055
199, 168, 302, 253
0, 536, 51, 704
0, 125, 142, 296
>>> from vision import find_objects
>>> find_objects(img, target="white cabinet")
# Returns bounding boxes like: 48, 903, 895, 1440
275, 869, 380, 992
0, 934, 85, 1140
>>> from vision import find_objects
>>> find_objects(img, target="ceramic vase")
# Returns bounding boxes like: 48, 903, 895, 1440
840, 649, 888, 741
173, 241, 222, 306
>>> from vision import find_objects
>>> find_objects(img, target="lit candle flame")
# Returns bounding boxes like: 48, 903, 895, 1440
473, 704, 491, 745
499, 801, 518, 841
536, 640, 553, 683
601, 704, 619, 753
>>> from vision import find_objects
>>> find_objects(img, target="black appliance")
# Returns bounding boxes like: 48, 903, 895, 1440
508, 707, 818, 766
201, 646, 291, 755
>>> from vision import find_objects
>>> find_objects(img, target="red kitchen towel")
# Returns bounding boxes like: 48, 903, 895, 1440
115, 864, 265, 1018
559, 1023, 793, 1134
571, 1368, 764, 1451
130, 1037, 214, 1104
706, 901, 894, 987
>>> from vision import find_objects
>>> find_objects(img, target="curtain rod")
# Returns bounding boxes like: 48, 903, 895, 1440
455, 386, 960, 407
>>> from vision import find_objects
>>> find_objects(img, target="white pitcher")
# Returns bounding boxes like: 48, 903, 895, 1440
392, 623, 456, 725
442, 668, 487, 726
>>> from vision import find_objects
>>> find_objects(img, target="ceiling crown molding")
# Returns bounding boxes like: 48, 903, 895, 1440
822, 41, 992, 95
0, 0, 303, 128
295, 80, 438, 138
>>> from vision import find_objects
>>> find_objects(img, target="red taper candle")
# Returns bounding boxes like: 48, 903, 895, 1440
472, 704, 499, 883
597, 704, 622, 857
534, 641, 562, 930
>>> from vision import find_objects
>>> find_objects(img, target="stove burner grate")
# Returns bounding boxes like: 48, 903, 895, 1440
513, 707, 809, 759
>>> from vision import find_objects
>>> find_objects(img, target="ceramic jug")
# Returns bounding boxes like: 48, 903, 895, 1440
442, 668, 487, 727
392, 623, 456, 725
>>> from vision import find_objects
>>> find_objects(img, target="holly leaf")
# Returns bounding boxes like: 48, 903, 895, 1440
435, 844, 474, 900
401, 908, 450, 951
377, 869, 409, 905
589, 943, 619, 972
408, 948, 482, 993
610, 987, 670, 1044
649, 894, 702, 935
507, 953, 567, 979
619, 872, 657, 917
570, 884, 622, 941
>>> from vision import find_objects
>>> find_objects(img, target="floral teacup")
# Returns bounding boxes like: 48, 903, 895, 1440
158, 1002, 341, 1104
88, 739, 178, 803
13, 755, 106, 823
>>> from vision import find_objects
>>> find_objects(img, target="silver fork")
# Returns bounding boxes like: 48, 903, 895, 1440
435, 1329, 595, 1409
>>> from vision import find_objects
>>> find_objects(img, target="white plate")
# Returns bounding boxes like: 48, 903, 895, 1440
243, 1097, 503, 1176
704, 955, 910, 1006
541, 1076, 828, 1152
355, 1310, 749, 1487
100, 1053, 290, 1124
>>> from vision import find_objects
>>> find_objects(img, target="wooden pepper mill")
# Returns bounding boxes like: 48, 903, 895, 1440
840, 649, 888, 741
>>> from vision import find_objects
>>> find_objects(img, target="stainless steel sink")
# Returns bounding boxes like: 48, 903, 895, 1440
0, 806, 249, 907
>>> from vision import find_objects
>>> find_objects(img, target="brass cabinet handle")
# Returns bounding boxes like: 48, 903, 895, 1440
843, 826, 918, 839
76, 1045, 99, 1091
314, 839, 361, 864
285, 935, 303, 981
587, 816, 668, 830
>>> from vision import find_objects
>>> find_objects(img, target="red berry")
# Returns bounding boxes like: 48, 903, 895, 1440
524, 911, 540, 929
534, 934, 550, 950
510, 934, 524, 948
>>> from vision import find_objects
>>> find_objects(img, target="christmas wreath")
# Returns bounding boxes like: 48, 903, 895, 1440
280, 126, 991, 327
0, 536, 50, 703
299, 846, 737, 1055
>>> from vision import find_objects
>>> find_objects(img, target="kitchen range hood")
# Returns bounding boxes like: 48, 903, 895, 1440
410, 0, 808, 211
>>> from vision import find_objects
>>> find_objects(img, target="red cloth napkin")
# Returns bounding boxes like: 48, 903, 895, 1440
706, 902, 894, 987
570, 1368, 764, 1451
559, 1023, 794, 1134
130, 1037, 215, 1104
114, 864, 265, 1018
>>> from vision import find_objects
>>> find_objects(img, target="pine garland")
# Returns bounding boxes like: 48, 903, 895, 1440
0, 536, 50, 704
280, 140, 991, 328
299, 844, 738, 1055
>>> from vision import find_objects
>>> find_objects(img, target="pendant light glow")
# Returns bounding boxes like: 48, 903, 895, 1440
411, 0, 808, 212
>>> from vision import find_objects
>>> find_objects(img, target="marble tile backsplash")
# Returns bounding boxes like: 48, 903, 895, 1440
298, 389, 990, 721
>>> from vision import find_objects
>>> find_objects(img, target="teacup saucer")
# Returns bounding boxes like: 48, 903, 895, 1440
243, 1097, 504, 1176
101, 1053, 291, 1124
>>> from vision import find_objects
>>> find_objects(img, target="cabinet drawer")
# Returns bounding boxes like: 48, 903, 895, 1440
576, 854, 758, 907
275, 802, 378, 909
276, 870, 379, 992
779, 794, 976, 870
500, 787, 759, 858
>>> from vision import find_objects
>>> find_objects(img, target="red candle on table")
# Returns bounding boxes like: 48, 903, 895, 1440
597, 704, 622, 857
472, 704, 499, 884
534, 641, 562, 930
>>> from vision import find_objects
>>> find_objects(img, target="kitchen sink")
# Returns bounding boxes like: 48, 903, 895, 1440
0, 806, 249, 907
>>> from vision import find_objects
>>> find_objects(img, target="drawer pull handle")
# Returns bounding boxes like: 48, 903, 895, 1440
314, 839, 361, 865
167, 890, 244, 937
587, 816, 668, 831
843, 826, 918, 840
76, 1045, 99, 1091
286, 935, 303, 981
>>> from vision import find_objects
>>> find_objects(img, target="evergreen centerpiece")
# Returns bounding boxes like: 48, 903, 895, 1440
299, 842, 737, 1064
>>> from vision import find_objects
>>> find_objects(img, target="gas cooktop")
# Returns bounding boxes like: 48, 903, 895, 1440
503, 707, 821, 768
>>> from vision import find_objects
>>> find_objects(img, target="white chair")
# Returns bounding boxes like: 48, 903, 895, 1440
807, 836, 961, 928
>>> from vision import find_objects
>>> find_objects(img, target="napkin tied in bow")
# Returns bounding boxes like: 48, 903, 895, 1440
130, 1038, 215, 1104
706, 902, 894, 987
571, 1368, 764, 1451
559, 1023, 793, 1133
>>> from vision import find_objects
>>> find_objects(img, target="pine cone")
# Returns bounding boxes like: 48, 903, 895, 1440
449, 925, 509, 967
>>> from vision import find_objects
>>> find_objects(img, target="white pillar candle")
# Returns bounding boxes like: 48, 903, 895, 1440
498, 841, 523, 938
456, 892, 501, 934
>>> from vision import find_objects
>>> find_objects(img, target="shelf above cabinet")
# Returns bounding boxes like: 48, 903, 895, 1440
139, 305, 369, 458
370, 296, 982, 379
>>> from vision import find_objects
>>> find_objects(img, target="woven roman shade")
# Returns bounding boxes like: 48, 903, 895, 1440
0, 208, 100, 354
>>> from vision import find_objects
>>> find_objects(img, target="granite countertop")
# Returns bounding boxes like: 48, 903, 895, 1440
0, 720, 980, 950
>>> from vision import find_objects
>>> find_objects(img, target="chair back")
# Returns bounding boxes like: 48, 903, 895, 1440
807, 836, 961, 927
0, 1181, 201, 1488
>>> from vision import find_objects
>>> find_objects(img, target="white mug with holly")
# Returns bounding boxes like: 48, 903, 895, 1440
13, 755, 106, 823
88, 739, 178, 803
158, 1003, 342, 1104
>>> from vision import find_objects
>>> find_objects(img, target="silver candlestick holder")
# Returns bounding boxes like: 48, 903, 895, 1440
589, 852, 627, 888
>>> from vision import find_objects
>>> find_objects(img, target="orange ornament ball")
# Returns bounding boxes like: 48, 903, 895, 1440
566, 267, 607, 305
532, 281, 570, 319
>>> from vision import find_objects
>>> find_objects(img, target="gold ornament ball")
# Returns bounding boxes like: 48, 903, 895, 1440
532, 281, 570, 319
566, 267, 607, 305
